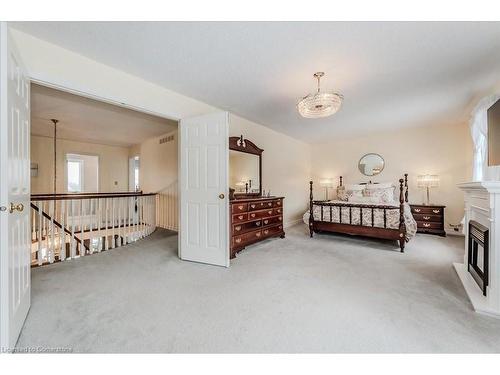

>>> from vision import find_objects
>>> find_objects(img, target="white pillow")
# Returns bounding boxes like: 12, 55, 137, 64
365, 182, 393, 190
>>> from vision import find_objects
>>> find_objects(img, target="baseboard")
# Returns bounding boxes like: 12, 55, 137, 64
284, 219, 303, 229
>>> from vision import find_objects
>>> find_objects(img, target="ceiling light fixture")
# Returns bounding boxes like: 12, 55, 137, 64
297, 72, 343, 119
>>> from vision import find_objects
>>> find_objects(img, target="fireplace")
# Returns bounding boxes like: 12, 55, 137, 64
468, 220, 489, 296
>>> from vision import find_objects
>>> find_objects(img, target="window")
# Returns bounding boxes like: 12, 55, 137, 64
129, 156, 140, 192
67, 158, 83, 192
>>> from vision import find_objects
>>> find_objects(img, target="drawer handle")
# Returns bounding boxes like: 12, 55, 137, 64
279, 226, 282, 229
268, 202, 272, 206
277, 202, 281, 206
268, 210, 272, 215
264, 230, 269, 235
264, 220, 269, 225
256, 232, 261, 237
278, 217, 282, 221
238, 205, 244, 210
235, 226, 241, 231
277, 209, 281, 213
251, 213, 256, 218
235, 238, 242, 243
256, 222, 261, 226
414, 208, 421, 212
238, 215, 243, 220
423, 223, 431, 228
423, 216, 430, 220
432, 209, 440, 214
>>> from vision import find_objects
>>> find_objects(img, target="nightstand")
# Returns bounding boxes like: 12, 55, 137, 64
410, 204, 446, 237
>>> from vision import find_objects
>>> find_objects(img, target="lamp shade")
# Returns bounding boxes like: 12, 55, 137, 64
319, 178, 334, 187
417, 174, 439, 188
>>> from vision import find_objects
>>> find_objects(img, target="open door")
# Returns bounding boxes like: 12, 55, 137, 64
0, 23, 31, 349
179, 112, 229, 267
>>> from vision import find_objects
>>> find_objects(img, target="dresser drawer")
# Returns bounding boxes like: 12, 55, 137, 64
233, 220, 262, 235
413, 213, 442, 222
232, 213, 248, 223
411, 206, 443, 215
231, 203, 248, 214
248, 201, 274, 211
416, 221, 443, 230
233, 229, 263, 247
262, 216, 282, 227
262, 224, 283, 237
248, 208, 275, 220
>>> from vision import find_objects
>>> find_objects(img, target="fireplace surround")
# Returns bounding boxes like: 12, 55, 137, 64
455, 181, 500, 317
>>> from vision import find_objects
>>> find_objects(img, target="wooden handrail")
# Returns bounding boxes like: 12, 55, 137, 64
31, 192, 156, 201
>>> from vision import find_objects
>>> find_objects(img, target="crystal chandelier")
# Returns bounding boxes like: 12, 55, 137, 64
297, 72, 343, 118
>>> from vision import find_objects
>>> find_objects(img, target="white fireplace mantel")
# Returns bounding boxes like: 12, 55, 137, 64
455, 181, 500, 317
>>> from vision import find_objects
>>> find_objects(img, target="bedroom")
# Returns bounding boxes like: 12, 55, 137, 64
1, 5, 500, 369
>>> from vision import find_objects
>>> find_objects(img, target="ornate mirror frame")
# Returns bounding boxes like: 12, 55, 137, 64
229, 135, 263, 198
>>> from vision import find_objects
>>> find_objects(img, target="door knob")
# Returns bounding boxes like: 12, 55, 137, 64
9, 202, 24, 213
219, 193, 225, 199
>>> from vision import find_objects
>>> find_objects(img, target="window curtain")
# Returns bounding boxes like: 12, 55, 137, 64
470, 94, 500, 181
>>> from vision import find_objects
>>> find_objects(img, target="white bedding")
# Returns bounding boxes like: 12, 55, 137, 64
302, 200, 417, 241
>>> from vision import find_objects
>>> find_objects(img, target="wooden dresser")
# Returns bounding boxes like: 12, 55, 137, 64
230, 196, 285, 258
410, 204, 446, 237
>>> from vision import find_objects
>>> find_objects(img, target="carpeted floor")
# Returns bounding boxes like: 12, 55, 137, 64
16, 225, 500, 353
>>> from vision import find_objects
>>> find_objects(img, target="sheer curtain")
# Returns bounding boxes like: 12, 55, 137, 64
470, 94, 500, 181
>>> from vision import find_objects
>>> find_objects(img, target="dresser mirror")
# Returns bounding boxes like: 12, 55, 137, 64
358, 153, 385, 176
229, 135, 263, 198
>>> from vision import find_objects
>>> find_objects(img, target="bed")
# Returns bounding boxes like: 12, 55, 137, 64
305, 174, 417, 252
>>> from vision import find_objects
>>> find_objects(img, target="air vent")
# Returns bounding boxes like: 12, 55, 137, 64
159, 135, 174, 144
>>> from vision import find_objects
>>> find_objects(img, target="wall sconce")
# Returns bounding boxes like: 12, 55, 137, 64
319, 178, 334, 200
417, 174, 439, 205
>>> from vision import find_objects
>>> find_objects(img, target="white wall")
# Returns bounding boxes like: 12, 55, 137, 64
310, 122, 473, 228
31, 135, 129, 194
135, 130, 178, 193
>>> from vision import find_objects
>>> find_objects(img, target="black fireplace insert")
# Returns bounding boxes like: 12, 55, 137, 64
468, 220, 489, 296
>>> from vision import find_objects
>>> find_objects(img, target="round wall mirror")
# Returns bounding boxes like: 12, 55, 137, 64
358, 153, 385, 176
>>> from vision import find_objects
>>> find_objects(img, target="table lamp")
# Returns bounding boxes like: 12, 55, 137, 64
417, 174, 439, 205
319, 178, 334, 200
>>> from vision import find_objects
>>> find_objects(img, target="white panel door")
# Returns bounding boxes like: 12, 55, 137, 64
179, 112, 229, 267
0, 23, 31, 349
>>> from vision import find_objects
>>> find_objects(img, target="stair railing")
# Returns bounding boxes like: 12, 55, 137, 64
31, 192, 156, 267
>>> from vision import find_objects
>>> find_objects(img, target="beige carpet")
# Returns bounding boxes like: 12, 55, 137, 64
16, 225, 500, 353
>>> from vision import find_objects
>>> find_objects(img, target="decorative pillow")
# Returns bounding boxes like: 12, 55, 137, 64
338, 187, 363, 201
363, 186, 396, 203
365, 182, 393, 190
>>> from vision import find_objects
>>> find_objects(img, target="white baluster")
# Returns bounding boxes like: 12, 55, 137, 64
111, 198, 116, 248
105, 198, 110, 250
60, 200, 66, 261
49, 199, 55, 263
37, 201, 42, 265
70, 200, 76, 258
90, 198, 94, 254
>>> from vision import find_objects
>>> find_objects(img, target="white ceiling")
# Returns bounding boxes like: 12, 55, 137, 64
31, 84, 177, 147
14, 22, 500, 143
